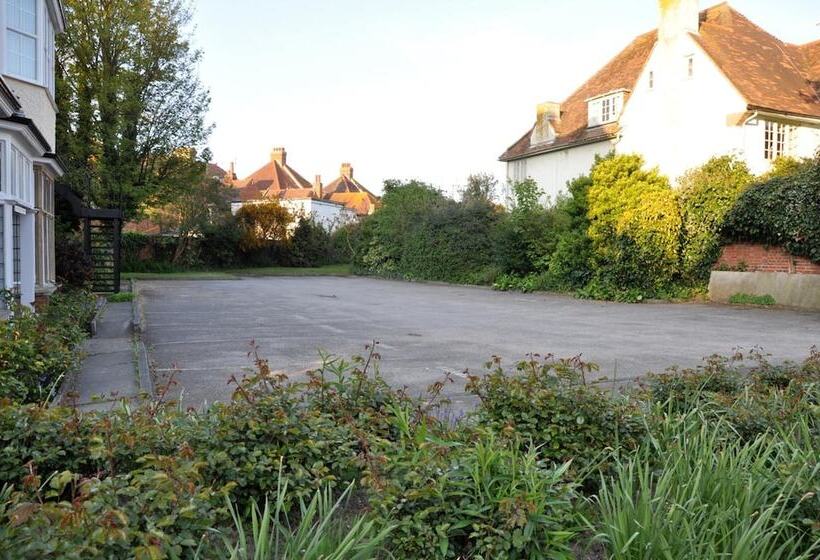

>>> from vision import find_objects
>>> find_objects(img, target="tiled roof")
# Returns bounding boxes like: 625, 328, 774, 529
692, 4, 820, 118
234, 159, 316, 202
322, 175, 379, 215
501, 3, 820, 162
500, 30, 656, 161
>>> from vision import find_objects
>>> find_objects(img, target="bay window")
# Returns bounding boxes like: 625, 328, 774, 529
34, 166, 54, 287
5, 0, 38, 81
763, 121, 796, 161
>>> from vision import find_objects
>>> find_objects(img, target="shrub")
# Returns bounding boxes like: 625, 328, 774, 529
0, 290, 96, 403
466, 355, 645, 481
678, 155, 754, 282
55, 231, 92, 287
588, 154, 681, 288
354, 180, 500, 283
722, 156, 820, 263
121, 232, 183, 273
369, 422, 578, 560
290, 218, 333, 267
200, 219, 242, 269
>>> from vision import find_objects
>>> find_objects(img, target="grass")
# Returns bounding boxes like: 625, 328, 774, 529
123, 264, 352, 281
728, 292, 776, 306
106, 292, 135, 303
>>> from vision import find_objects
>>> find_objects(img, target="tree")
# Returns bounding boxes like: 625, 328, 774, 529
56, 0, 211, 218
235, 202, 294, 252
142, 150, 234, 264
461, 173, 497, 204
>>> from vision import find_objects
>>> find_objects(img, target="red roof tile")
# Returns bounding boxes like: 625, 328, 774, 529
322, 175, 379, 215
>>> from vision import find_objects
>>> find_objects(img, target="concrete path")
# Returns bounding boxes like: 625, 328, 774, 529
138, 277, 820, 411
65, 302, 139, 411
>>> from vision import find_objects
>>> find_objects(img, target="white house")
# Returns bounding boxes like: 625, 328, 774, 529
0, 0, 65, 308
500, 0, 820, 202
231, 148, 357, 232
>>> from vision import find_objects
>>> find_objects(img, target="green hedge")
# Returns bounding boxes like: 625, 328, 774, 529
722, 157, 820, 263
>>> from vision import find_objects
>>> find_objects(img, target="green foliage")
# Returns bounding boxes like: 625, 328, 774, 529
55, 231, 93, 288
0, 346, 817, 557
57, 0, 212, 218
220, 475, 392, 560
0, 290, 96, 403
290, 218, 334, 267
588, 154, 681, 289
466, 355, 644, 481
594, 410, 819, 560
354, 180, 500, 283
678, 156, 754, 281
729, 293, 776, 306
722, 157, 820, 263
370, 425, 578, 559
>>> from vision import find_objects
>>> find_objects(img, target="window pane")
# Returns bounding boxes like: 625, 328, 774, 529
7, 0, 37, 34
6, 29, 36, 79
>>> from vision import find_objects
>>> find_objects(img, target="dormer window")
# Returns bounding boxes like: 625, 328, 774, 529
586, 90, 626, 128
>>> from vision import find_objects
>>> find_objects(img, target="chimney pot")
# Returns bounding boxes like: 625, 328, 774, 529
271, 147, 287, 166
340, 163, 353, 179
313, 175, 323, 198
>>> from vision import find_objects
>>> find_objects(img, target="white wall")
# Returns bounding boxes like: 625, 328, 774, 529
232, 198, 357, 233
505, 140, 612, 203
617, 33, 820, 182
4, 78, 56, 149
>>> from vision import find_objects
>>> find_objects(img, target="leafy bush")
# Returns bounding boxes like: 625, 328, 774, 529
678, 155, 754, 281
0, 290, 96, 403
290, 218, 333, 267
354, 180, 500, 283
369, 423, 578, 559
466, 355, 645, 480
722, 156, 820, 263
588, 154, 681, 289
55, 231, 92, 288
121, 232, 182, 273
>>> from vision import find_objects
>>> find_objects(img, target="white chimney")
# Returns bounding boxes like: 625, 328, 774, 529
658, 0, 700, 41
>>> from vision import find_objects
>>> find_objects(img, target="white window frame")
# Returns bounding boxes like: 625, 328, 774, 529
5, 0, 39, 82
587, 92, 624, 128
764, 121, 796, 161
8, 144, 32, 204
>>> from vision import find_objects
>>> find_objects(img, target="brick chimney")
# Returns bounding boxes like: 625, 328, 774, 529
313, 175, 323, 198
340, 163, 353, 179
658, 0, 699, 41
271, 147, 287, 166
532, 102, 560, 145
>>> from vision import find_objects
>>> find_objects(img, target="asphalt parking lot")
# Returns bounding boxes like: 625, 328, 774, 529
139, 276, 819, 410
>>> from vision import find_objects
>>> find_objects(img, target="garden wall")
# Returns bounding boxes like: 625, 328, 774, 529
710, 244, 820, 311
715, 243, 820, 275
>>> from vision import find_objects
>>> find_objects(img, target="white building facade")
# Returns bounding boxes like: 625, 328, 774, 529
500, 0, 820, 202
0, 0, 64, 307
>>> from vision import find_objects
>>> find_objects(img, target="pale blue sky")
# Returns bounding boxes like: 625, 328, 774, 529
192, 0, 818, 195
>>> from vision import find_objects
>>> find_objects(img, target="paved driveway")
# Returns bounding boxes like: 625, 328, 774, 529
139, 277, 819, 410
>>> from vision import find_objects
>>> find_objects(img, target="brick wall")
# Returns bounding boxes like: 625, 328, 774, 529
715, 243, 820, 275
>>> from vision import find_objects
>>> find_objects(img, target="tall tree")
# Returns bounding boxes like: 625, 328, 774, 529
56, 0, 211, 218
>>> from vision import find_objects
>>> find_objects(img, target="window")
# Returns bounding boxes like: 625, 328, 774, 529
687, 55, 694, 78
510, 159, 528, 183
601, 97, 613, 122
34, 168, 54, 286
764, 121, 796, 160
9, 145, 32, 203
6, 0, 38, 80
649, 71, 654, 90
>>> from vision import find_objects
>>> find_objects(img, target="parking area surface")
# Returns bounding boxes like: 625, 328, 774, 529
139, 277, 819, 410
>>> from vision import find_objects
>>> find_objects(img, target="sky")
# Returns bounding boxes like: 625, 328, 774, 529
191, 0, 818, 197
